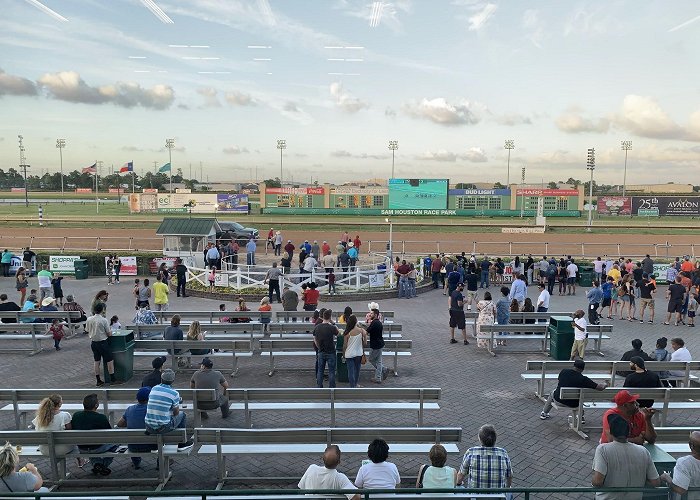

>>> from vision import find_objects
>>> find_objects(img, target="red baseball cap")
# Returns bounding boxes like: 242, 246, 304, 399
613, 390, 640, 406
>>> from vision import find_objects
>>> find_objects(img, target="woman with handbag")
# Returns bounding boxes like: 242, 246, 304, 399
342, 314, 366, 388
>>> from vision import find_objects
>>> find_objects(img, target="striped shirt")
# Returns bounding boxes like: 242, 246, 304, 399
145, 383, 180, 428
459, 446, 512, 489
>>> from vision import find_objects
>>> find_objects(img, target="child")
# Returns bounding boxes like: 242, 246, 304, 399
110, 315, 121, 332
258, 297, 272, 332
327, 269, 336, 295
688, 293, 698, 327
218, 303, 231, 323
49, 318, 64, 351
208, 266, 216, 292
51, 275, 64, 306
495, 286, 510, 346
133, 279, 140, 310
235, 298, 251, 323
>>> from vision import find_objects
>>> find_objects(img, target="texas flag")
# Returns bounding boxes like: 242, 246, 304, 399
82, 163, 96, 174
119, 161, 134, 173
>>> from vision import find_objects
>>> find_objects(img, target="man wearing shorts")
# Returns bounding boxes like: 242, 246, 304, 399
638, 274, 656, 324
449, 283, 469, 345
86, 302, 118, 386
566, 260, 578, 296
664, 276, 687, 326
570, 309, 588, 360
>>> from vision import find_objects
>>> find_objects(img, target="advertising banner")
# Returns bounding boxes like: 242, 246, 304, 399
108, 188, 125, 194
448, 189, 511, 196
49, 255, 81, 274
216, 193, 249, 213
157, 193, 219, 213
10, 256, 34, 274
142, 188, 158, 193
104, 256, 137, 276
597, 196, 632, 216
333, 186, 388, 195
515, 188, 579, 196
388, 178, 448, 210
262, 207, 580, 217
266, 187, 325, 195
653, 263, 672, 284
75, 188, 92, 194
215, 273, 229, 287
10, 187, 26, 193
632, 196, 700, 217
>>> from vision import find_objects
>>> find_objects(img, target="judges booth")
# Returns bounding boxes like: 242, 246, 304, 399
155, 217, 220, 268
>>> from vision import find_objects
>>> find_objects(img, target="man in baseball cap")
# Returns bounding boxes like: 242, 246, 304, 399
145, 369, 194, 452
116, 387, 154, 469
600, 390, 657, 445
190, 357, 230, 419
141, 356, 166, 388
623, 356, 662, 408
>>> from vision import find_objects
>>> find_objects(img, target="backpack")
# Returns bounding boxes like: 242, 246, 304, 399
547, 264, 557, 278
617, 285, 627, 296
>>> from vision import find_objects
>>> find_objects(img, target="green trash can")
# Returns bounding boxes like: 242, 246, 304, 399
74, 259, 89, 280
578, 264, 595, 287
548, 315, 574, 360
103, 329, 135, 383
336, 334, 348, 383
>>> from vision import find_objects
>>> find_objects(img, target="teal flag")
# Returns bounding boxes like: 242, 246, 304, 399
158, 162, 171, 173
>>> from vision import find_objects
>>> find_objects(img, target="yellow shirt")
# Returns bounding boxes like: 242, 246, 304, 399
153, 281, 169, 304
607, 268, 621, 284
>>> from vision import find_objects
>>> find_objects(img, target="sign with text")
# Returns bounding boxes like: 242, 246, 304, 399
49, 255, 81, 274
632, 196, 700, 216
515, 188, 579, 196
333, 186, 388, 195
216, 193, 249, 213
597, 196, 631, 216
214, 273, 229, 287
448, 189, 510, 196
75, 188, 92, 194
10, 256, 34, 274
157, 193, 218, 213
104, 256, 137, 276
266, 187, 325, 195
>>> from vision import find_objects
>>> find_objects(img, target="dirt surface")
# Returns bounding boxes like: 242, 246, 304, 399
1, 227, 697, 258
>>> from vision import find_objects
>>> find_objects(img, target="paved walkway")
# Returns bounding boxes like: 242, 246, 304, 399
0, 275, 697, 498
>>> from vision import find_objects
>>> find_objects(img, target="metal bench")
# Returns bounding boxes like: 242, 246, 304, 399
267, 322, 403, 339
133, 339, 253, 376
276, 311, 395, 323
226, 387, 441, 427
193, 426, 461, 486
258, 339, 412, 377
477, 324, 612, 357
153, 310, 269, 324
127, 322, 264, 342
0, 388, 216, 429
524, 360, 700, 399
0, 310, 85, 337
0, 323, 55, 355
0, 429, 187, 489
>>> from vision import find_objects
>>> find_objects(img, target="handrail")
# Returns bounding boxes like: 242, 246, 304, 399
0, 485, 689, 498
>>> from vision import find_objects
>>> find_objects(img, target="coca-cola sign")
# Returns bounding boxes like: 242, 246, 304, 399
632, 196, 700, 216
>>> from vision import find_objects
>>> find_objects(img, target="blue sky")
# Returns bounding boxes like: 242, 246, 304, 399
1, 0, 699, 185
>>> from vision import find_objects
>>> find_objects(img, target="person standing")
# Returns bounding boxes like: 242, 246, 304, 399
205, 243, 220, 269
36, 264, 53, 302
586, 281, 603, 325
175, 258, 187, 298
448, 283, 469, 345
475, 292, 496, 349
659, 431, 700, 499
347, 243, 358, 271
1, 249, 13, 278
457, 425, 513, 492
311, 241, 321, 261
463, 267, 479, 311
570, 309, 588, 360
313, 309, 338, 388
113, 255, 122, 284
106, 255, 114, 285
137, 279, 151, 309
86, 302, 117, 386
282, 286, 298, 312
366, 308, 387, 384
641, 254, 655, 276
432, 255, 443, 289
284, 240, 295, 261
353, 235, 362, 254
15, 267, 28, 305
22, 247, 36, 276
153, 278, 169, 312
274, 231, 283, 256
638, 274, 656, 324
265, 262, 283, 303
592, 414, 660, 497
508, 273, 527, 309
266, 228, 274, 253
246, 237, 257, 266
536, 283, 550, 313
566, 260, 578, 296
190, 357, 230, 419
665, 276, 687, 326
342, 315, 367, 388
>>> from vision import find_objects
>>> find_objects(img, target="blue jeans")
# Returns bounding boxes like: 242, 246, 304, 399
398, 277, 408, 298
480, 270, 489, 288
79, 443, 118, 468
128, 443, 157, 467
316, 352, 336, 388
247, 252, 255, 265
432, 272, 440, 288
146, 412, 186, 434
408, 278, 416, 297
347, 356, 362, 387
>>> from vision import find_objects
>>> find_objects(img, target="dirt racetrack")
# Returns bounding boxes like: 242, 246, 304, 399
3, 227, 697, 259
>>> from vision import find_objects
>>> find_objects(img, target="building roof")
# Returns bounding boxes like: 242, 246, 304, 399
156, 217, 220, 236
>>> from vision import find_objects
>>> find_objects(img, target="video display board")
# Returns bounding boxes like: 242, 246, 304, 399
388, 178, 448, 209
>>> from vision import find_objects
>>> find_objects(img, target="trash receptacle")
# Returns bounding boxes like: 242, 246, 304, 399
578, 264, 594, 287
103, 329, 135, 383
643, 444, 676, 499
548, 315, 574, 360
336, 334, 348, 383
74, 259, 89, 280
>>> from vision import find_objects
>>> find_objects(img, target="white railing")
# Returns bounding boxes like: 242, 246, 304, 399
186, 262, 400, 293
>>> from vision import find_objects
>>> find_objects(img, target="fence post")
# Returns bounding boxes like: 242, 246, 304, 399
472, 241, 476, 254
509, 242, 512, 256
61, 237, 67, 252
355, 267, 360, 290
129, 238, 133, 251
581, 243, 584, 257
236, 268, 241, 290
95, 237, 100, 251
436, 242, 440, 255
617, 244, 621, 258
402, 241, 405, 255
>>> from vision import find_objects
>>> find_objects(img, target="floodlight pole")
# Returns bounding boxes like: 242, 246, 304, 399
388, 140, 398, 178
504, 139, 515, 186
56, 139, 66, 200
165, 138, 175, 193
520, 166, 526, 218
587, 148, 595, 232
385, 217, 394, 287
621, 140, 632, 197
277, 139, 286, 186
18, 135, 29, 207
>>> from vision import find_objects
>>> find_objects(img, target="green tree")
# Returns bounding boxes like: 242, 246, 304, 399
547, 181, 558, 189
264, 177, 281, 188
493, 182, 506, 189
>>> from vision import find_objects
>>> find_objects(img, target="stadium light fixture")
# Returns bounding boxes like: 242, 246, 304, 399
621, 140, 632, 197
165, 138, 175, 193
504, 139, 515, 186
586, 148, 595, 231
388, 140, 398, 178
277, 139, 287, 186
56, 139, 66, 200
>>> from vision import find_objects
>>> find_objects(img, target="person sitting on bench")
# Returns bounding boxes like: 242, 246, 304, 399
540, 359, 608, 421
298, 445, 359, 500
71, 393, 119, 476
144, 369, 193, 452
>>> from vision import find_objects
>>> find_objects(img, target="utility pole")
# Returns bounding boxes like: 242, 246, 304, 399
504, 140, 515, 186
56, 139, 66, 201
18, 135, 29, 207
277, 140, 286, 185
200, 161, 203, 183
388, 140, 398, 178
586, 148, 595, 232
621, 140, 632, 197
189, 162, 192, 180
152, 161, 158, 174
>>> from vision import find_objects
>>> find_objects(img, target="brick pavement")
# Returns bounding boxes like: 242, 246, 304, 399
0, 274, 698, 497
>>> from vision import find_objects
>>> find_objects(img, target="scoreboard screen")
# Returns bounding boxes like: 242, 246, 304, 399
388, 178, 448, 209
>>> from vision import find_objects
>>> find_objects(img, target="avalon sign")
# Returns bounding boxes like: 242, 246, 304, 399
632, 196, 700, 216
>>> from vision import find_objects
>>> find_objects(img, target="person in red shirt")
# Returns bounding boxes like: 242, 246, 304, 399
600, 390, 657, 444
353, 235, 361, 253
680, 257, 694, 273
303, 282, 320, 311
321, 241, 330, 257
266, 228, 274, 251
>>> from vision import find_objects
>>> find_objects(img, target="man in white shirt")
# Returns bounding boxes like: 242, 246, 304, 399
570, 309, 588, 360
298, 445, 358, 500
660, 431, 700, 500
593, 257, 604, 283
669, 338, 692, 382
303, 253, 318, 273
536, 283, 550, 312
566, 260, 579, 296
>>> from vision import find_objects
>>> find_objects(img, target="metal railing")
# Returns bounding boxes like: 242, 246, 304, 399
367, 239, 696, 259
0, 485, 692, 499
0, 235, 163, 252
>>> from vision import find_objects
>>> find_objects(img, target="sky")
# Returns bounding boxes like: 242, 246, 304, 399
0, 0, 699, 186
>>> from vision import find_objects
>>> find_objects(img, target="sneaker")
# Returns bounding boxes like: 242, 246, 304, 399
200, 412, 209, 420
463, 339, 469, 345
648, 321, 653, 324
177, 439, 194, 452
450, 339, 458, 344
96, 379, 105, 387
639, 320, 644, 324
382, 368, 389, 380
539, 412, 550, 420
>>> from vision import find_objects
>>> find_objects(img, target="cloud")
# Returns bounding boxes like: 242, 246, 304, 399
197, 87, 221, 107
416, 147, 488, 163
453, 1, 497, 31
463, 147, 488, 162
225, 90, 255, 106
329, 82, 369, 113
283, 101, 300, 112
37, 71, 174, 109
294, 153, 309, 158
337, 0, 411, 32
614, 95, 685, 140
522, 9, 547, 48
403, 97, 483, 126
494, 113, 533, 126
385, 107, 397, 117
0, 68, 37, 96
330, 150, 389, 160
222, 146, 250, 155
268, 100, 314, 124
121, 146, 145, 152
556, 107, 611, 133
